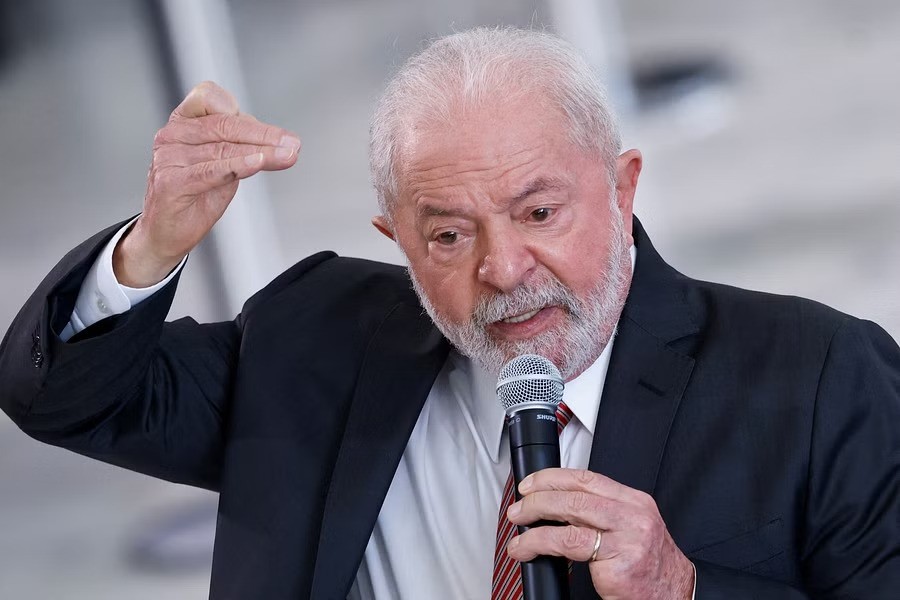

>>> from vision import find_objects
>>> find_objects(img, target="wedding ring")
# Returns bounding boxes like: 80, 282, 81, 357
589, 529, 603, 562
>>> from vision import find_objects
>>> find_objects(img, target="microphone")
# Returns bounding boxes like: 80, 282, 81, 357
497, 354, 571, 600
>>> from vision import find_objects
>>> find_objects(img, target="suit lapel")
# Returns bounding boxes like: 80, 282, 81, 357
586, 217, 700, 493
587, 315, 695, 493
310, 302, 449, 600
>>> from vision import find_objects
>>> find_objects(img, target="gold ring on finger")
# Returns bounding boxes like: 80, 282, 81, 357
589, 529, 603, 562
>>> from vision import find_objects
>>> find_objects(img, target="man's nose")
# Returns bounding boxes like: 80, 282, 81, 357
477, 230, 537, 294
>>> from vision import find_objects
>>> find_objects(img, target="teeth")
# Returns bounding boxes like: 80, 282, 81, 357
501, 308, 541, 324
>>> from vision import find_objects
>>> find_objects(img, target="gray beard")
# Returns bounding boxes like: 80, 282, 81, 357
407, 205, 632, 380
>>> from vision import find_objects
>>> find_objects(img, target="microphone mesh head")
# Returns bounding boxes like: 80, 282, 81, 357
496, 354, 564, 415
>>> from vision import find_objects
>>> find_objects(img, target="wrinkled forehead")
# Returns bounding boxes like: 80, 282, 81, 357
393, 94, 573, 191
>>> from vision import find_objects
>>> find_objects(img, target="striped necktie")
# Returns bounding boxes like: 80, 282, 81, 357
492, 401, 574, 600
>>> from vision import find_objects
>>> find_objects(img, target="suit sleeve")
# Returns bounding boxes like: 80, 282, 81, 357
0, 222, 334, 492
800, 318, 900, 598
0, 221, 237, 490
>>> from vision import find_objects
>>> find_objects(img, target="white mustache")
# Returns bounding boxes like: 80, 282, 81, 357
471, 275, 580, 327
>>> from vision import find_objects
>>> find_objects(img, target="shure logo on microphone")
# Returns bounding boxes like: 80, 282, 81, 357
536, 414, 556, 421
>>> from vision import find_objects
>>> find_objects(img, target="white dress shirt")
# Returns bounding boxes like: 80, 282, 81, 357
66, 228, 696, 599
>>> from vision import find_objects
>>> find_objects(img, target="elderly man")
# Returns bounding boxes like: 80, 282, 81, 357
1, 27, 898, 600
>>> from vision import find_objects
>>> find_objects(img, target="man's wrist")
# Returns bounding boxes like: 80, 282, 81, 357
112, 221, 185, 288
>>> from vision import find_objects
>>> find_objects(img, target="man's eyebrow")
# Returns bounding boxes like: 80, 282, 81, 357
415, 177, 567, 219
512, 177, 567, 202
416, 203, 471, 219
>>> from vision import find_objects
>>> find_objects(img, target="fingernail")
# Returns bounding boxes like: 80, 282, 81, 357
507, 502, 521, 518
519, 475, 534, 493
508, 536, 520, 550
244, 153, 263, 166
279, 135, 301, 149
274, 146, 294, 160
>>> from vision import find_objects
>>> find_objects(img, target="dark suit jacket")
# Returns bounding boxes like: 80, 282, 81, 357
1, 218, 898, 599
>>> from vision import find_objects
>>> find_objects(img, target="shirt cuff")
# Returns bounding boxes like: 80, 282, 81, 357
62, 217, 186, 341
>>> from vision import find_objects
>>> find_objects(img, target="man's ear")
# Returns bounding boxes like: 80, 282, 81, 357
371, 216, 396, 241
614, 149, 642, 241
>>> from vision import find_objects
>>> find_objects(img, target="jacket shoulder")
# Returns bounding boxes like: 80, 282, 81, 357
240, 252, 416, 322
687, 276, 856, 345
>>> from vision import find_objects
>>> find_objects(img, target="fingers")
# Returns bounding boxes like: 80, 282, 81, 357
157, 113, 301, 149
509, 526, 693, 600
519, 468, 636, 503
156, 81, 302, 176
510, 468, 661, 538
507, 525, 618, 563
155, 153, 266, 196
508, 490, 626, 531
171, 81, 240, 119
153, 141, 299, 171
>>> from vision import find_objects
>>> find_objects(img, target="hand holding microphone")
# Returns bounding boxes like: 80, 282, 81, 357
498, 354, 694, 600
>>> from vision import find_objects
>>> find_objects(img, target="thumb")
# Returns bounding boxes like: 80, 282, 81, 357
171, 80, 240, 119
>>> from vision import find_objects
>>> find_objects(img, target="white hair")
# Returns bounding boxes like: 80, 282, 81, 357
369, 26, 623, 222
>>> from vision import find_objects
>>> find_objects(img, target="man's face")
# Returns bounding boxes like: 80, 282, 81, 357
376, 97, 641, 380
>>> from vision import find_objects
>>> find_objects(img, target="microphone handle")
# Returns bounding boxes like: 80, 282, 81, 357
508, 410, 571, 600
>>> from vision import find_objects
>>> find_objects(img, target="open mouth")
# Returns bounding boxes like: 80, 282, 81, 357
499, 307, 543, 324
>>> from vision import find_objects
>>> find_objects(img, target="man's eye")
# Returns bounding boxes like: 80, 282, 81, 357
530, 207, 552, 222
436, 231, 459, 245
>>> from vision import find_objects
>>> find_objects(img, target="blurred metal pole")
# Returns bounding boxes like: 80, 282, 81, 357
546, 0, 637, 117
146, 0, 282, 318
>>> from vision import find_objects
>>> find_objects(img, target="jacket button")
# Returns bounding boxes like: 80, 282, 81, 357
31, 332, 43, 368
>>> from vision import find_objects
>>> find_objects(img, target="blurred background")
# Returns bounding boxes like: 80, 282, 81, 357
1, 0, 898, 597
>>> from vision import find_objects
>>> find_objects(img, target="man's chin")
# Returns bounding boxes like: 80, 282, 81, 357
484, 336, 569, 373
493, 330, 611, 381
428, 313, 600, 378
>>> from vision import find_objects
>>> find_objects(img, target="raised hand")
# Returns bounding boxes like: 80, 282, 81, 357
506, 468, 695, 600
113, 81, 302, 287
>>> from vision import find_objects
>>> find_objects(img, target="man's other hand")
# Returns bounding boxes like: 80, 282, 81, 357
114, 81, 302, 287
506, 468, 695, 600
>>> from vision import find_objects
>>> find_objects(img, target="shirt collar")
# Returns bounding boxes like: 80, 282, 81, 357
560, 329, 616, 435
449, 351, 508, 463
461, 244, 637, 461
